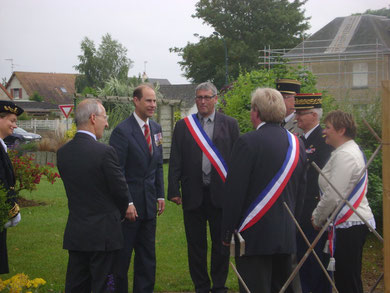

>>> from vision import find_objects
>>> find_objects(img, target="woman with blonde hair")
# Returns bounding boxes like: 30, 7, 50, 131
312, 110, 375, 293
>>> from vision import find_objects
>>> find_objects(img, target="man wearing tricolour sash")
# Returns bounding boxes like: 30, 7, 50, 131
168, 82, 240, 293
221, 88, 307, 293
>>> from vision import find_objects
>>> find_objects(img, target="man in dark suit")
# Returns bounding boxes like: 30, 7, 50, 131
222, 88, 307, 293
295, 93, 333, 293
168, 82, 240, 293
0, 101, 24, 274
57, 98, 130, 292
109, 84, 165, 293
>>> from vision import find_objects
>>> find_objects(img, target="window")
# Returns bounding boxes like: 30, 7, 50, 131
60, 87, 67, 93
352, 63, 368, 88
12, 88, 21, 99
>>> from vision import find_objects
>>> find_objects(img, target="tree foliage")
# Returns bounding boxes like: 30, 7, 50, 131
358, 6, 390, 18
171, 0, 309, 88
74, 33, 133, 92
29, 91, 44, 102
220, 63, 319, 133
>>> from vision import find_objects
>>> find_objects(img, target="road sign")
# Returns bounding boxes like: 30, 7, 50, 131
59, 104, 74, 118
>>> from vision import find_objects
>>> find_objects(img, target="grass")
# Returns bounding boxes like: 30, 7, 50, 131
2, 165, 239, 292
2, 164, 384, 292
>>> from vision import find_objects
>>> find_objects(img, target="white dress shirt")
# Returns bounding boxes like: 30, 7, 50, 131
312, 139, 375, 229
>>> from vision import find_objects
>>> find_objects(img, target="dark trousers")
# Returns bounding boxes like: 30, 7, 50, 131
297, 225, 331, 293
183, 186, 229, 293
235, 254, 294, 293
0, 229, 9, 274
334, 224, 368, 293
116, 218, 156, 293
65, 250, 118, 293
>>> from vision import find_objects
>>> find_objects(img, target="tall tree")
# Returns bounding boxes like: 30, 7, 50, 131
74, 33, 133, 92
171, 0, 309, 88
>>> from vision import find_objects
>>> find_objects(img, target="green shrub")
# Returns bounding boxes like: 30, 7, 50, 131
220, 64, 318, 133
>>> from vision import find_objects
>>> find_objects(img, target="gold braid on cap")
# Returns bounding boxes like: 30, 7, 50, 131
4, 105, 18, 114
9, 203, 20, 219
295, 98, 322, 105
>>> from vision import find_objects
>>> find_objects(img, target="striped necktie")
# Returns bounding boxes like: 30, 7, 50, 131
144, 123, 152, 154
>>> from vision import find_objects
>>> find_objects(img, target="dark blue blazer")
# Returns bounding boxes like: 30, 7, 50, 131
109, 114, 164, 220
222, 123, 307, 255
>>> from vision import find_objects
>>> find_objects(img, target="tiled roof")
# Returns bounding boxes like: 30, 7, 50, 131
159, 84, 198, 108
148, 78, 171, 85
0, 84, 12, 100
13, 101, 59, 110
285, 15, 390, 57
7, 71, 77, 104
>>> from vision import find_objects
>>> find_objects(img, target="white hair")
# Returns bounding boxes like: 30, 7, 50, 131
312, 108, 323, 121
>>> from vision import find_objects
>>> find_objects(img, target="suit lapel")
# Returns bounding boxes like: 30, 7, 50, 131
129, 114, 150, 158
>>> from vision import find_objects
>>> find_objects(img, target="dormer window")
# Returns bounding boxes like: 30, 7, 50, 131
11, 88, 22, 99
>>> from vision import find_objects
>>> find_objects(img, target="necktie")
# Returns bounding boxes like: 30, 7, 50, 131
202, 118, 212, 175
144, 123, 152, 154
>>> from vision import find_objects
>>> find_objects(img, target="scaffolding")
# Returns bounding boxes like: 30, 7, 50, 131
259, 39, 390, 102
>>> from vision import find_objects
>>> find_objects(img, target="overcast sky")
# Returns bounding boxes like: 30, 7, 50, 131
0, 0, 388, 85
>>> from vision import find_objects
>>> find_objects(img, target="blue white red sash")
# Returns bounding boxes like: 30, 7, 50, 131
327, 166, 368, 259
183, 114, 228, 182
238, 130, 300, 232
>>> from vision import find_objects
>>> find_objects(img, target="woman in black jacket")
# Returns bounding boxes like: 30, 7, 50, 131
0, 100, 24, 274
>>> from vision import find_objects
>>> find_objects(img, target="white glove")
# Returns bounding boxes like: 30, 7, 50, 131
4, 213, 21, 229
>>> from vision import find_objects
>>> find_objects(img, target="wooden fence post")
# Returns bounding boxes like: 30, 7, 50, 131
382, 80, 390, 293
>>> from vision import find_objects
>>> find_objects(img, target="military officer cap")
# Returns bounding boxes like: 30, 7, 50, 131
276, 79, 301, 95
0, 101, 24, 116
294, 93, 322, 109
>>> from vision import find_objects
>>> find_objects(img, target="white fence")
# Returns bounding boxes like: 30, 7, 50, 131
17, 118, 73, 132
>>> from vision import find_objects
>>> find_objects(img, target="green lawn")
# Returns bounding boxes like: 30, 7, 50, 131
2, 165, 240, 292
2, 164, 383, 292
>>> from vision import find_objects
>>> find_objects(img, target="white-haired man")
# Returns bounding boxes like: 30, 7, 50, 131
295, 93, 333, 293
222, 88, 307, 292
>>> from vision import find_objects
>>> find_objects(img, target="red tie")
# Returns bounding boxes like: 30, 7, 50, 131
144, 124, 152, 154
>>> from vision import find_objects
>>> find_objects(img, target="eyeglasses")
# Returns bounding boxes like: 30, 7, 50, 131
295, 112, 313, 116
195, 95, 216, 101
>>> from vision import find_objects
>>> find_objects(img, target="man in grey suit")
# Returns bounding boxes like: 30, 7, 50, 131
168, 82, 240, 293
276, 79, 303, 136
110, 84, 165, 293
57, 98, 131, 293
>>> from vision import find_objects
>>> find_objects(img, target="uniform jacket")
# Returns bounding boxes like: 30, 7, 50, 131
168, 111, 240, 210
57, 133, 130, 251
109, 114, 164, 220
298, 125, 333, 229
222, 123, 307, 255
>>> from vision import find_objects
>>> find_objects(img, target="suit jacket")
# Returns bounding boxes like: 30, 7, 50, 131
298, 125, 333, 229
0, 143, 17, 274
57, 133, 130, 251
0, 145, 17, 205
109, 114, 164, 220
168, 112, 240, 210
284, 114, 303, 136
222, 123, 307, 255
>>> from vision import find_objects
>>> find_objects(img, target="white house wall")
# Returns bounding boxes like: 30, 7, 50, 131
7, 77, 29, 101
